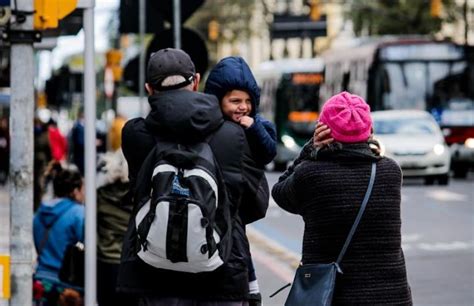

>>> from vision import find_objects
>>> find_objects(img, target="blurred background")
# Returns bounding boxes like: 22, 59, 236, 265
0, 0, 473, 305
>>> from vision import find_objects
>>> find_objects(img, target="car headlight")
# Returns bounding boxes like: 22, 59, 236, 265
433, 144, 445, 155
281, 135, 298, 150
465, 138, 474, 149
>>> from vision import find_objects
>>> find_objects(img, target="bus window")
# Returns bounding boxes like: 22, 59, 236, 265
381, 62, 428, 110
279, 73, 321, 137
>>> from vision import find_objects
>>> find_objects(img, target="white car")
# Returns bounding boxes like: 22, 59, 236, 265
372, 110, 451, 185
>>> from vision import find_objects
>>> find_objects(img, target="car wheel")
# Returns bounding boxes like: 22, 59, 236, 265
437, 174, 449, 185
424, 177, 435, 185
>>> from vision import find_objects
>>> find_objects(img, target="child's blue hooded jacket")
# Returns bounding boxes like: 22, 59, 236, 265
33, 198, 84, 283
204, 56, 277, 165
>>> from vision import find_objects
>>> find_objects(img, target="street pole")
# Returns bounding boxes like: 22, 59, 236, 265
83, 2, 97, 306
173, 0, 181, 49
9, 0, 34, 304
138, 0, 146, 117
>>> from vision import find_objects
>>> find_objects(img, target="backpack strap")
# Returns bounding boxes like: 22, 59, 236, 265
336, 162, 376, 265
37, 203, 75, 258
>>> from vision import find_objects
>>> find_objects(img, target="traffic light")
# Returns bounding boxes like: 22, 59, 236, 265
208, 19, 219, 41
430, 0, 442, 18
105, 49, 123, 82
34, 0, 77, 30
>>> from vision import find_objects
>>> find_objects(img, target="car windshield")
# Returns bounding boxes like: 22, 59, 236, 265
373, 117, 439, 135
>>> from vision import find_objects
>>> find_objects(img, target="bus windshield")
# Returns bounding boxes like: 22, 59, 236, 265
281, 73, 321, 112
380, 59, 474, 126
278, 73, 321, 135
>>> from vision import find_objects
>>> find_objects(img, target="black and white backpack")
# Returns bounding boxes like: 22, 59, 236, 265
133, 139, 232, 273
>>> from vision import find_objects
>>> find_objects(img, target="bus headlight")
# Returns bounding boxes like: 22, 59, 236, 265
465, 138, 474, 149
282, 135, 298, 150
433, 144, 445, 155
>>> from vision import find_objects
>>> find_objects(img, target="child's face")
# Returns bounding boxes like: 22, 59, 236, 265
221, 90, 252, 122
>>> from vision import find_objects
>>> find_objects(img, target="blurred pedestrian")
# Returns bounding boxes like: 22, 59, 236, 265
96, 150, 135, 306
34, 117, 52, 211
69, 112, 85, 175
0, 116, 9, 184
272, 92, 412, 305
33, 162, 85, 306
108, 114, 126, 152
204, 56, 277, 306
47, 119, 68, 162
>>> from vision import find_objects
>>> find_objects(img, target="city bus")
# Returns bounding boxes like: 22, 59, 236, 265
321, 37, 474, 177
255, 58, 324, 170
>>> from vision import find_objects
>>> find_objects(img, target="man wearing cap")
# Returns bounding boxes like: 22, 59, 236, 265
118, 48, 269, 305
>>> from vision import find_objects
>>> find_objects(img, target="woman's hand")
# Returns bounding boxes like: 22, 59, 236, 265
313, 121, 334, 147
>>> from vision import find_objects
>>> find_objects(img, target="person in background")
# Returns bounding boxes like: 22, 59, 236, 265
33, 162, 85, 306
108, 113, 127, 152
69, 112, 85, 175
204, 56, 277, 305
47, 119, 68, 162
96, 149, 135, 306
272, 91, 412, 305
34, 117, 52, 211
0, 117, 9, 184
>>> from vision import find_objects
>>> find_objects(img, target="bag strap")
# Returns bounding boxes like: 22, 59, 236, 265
336, 162, 376, 264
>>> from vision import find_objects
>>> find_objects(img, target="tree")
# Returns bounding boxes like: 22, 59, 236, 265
350, 0, 464, 36
186, 0, 256, 60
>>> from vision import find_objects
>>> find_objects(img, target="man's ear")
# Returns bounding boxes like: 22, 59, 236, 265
145, 83, 154, 95
192, 73, 201, 91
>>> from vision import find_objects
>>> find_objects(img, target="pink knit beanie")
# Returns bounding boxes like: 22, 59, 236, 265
319, 91, 372, 143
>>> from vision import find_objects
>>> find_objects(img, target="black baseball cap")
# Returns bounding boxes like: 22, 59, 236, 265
147, 48, 196, 91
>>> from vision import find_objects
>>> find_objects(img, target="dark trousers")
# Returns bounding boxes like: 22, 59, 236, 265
97, 260, 137, 306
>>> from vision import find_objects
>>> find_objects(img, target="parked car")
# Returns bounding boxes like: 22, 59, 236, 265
372, 110, 451, 185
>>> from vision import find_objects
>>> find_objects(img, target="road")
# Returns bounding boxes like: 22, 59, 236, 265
250, 172, 474, 306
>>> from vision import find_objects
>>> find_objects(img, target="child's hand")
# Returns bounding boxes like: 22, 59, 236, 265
239, 116, 254, 128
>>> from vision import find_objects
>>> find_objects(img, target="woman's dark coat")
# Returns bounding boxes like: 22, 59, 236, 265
272, 142, 413, 305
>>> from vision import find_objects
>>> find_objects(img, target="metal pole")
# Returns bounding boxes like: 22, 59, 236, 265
83, 2, 97, 306
138, 0, 146, 117
173, 0, 181, 49
9, 0, 34, 304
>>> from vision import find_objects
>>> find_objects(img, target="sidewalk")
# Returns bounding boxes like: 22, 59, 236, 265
0, 184, 9, 254
247, 227, 300, 306
0, 184, 9, 305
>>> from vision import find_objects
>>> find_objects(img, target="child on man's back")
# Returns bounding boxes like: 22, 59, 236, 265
205, 56, 277, 306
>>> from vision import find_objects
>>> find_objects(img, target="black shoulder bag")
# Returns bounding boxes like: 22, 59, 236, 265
275, 162, 376, 306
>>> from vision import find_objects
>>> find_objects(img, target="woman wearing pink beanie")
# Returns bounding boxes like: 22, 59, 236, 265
272, 92, 412, 305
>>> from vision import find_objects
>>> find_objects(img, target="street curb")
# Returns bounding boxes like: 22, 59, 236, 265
247, 225, 301, 270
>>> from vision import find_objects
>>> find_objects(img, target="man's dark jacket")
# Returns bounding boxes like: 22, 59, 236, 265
117, 89, 269, 300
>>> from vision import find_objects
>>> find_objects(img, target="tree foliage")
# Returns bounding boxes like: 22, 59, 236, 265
186, 0, 256, 44
350, 0, 465, 36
